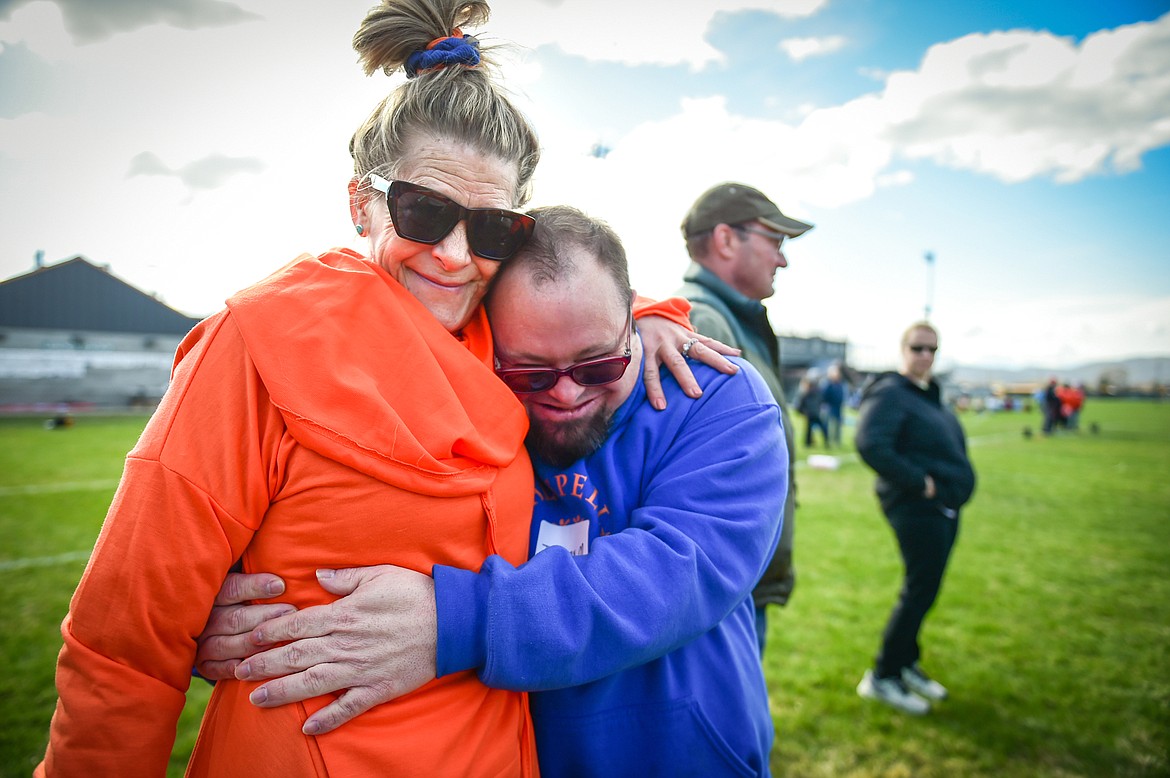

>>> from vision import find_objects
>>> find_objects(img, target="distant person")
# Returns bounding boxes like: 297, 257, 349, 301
854, 321, 977, 715
822, 363, 846, 447
1058, 382, 1085, 431
45, 406, 74, 430
796, 373, 829, 448
675, 181, 813, 652
1043, 378, 1062, 435
1065, 382, 1086, 430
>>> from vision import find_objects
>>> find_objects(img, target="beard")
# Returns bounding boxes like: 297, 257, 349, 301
524, 404, 614, 468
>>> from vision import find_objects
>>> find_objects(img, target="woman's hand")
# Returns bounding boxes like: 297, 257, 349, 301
636, 315, 739, 410
195, 572, 296, 681
924, 474, 937, 499
234, 565, 438, 736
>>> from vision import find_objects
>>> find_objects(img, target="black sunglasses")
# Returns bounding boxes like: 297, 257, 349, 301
495, 314, 633, 394
369, 174, 535, 261
908, 345, 938, 354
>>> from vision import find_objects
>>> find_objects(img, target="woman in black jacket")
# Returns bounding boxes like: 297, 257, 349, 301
854, 321, 976, 715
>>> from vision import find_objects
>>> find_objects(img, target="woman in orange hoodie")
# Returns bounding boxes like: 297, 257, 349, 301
35, 2, 719, 776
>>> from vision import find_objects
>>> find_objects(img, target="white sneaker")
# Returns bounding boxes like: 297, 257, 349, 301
857, 670, 930, 715
902, 663, 948, 701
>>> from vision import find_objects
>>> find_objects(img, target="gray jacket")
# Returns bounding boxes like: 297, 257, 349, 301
676, 262, 796, 607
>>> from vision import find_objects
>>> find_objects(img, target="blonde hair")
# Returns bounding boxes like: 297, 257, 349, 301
901, 320, 939, 347
349, 0, 541, 206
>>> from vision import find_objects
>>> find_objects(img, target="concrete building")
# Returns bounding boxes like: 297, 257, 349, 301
779, 334, 849, 391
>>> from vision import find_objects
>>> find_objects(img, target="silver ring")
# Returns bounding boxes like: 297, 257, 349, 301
681, 338, 700, 359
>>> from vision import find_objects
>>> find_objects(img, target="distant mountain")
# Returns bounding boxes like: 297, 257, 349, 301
948, 356, 1170, 389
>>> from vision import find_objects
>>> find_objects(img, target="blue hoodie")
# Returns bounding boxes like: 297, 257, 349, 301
434, 349, 787, 777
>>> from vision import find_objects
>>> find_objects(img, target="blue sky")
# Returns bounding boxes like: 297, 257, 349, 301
1, 0, 1168, 371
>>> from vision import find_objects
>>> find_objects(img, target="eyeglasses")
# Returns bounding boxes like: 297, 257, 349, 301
735, 224, 786, 252
908, 345, 938, 354
369, 174, 535, 261
495, 314, 633, 394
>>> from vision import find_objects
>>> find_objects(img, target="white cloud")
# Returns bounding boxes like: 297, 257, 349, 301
0, 111, 60, 152
541, 90, 890, 214
940, 294, 1170, 369
577, 11, 1170, 209
0, 1, 73, 60
879, 15, 1170, 182
875, 169, 914, 188
488, 0, 829, 69
524, 9, 1170, 253
0, 0, 260, 45
127, 151, 265, 190
525, 96, 842, 320
779, 34, 846, 62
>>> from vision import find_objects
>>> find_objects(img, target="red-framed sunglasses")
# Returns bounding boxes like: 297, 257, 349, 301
495, 313, 633, 394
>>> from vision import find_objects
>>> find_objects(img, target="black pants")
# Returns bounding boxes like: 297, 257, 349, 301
804, 413, 828, 447
874, 501, 959, 678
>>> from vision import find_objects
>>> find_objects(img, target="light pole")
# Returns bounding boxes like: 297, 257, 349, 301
924, 251, 935, 321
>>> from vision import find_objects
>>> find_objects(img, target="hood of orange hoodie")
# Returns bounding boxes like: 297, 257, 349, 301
224, 249, 528, 497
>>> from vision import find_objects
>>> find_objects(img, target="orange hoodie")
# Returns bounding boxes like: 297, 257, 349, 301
37, 250, 538, 777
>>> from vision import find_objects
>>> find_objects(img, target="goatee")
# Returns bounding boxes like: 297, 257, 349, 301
525, 410, 613, 468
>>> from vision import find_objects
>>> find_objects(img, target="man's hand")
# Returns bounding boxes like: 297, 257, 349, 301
235, 565, 438, 736
196, 572, 295, 681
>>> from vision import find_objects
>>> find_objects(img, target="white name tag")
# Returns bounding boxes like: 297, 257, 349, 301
535, 519, 590, 556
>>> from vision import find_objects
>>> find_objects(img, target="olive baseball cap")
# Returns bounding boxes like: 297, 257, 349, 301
681, 182, 813, 238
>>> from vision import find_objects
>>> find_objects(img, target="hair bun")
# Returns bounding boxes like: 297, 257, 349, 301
354, 0, 491, 77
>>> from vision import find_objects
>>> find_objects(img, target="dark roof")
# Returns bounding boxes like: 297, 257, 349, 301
0, 257, 202, 335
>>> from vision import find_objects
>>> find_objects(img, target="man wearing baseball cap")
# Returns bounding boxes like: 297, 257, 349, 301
675, 182, 813, 656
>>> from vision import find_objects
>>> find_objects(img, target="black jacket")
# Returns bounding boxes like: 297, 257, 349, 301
855, 372, 976, 513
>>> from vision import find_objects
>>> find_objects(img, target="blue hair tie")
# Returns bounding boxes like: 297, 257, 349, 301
405, 33, 481, 78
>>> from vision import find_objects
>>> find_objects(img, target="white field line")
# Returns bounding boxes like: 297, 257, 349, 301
0, 549, 91, 571
0, 479, 119, 497
0, 480, 112, 571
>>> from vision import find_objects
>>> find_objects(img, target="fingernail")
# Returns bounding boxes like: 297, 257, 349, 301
689, 388, 703, 398
265, 579, 285, 596
653, 399, 666, 411
250, 686, 268, 705
236, 662, 252, 680
303, 720, 320, 736
316, 569, 335, 580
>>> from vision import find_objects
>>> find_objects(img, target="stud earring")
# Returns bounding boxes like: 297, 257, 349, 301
355, 224, 364, 235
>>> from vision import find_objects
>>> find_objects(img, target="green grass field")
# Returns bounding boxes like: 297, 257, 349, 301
1, 400, 1168, 777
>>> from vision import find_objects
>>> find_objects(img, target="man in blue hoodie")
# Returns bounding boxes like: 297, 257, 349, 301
199, 206, 788, 776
